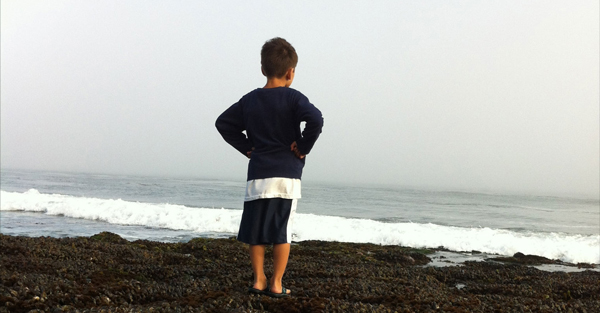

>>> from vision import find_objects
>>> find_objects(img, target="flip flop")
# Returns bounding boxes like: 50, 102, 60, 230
248, 286, 268, 295
265, 286, 291, 298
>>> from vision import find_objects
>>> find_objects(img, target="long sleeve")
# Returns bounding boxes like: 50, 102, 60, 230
218, 88, 322, 180
295, 98, 324, 155
215, 102, 254, 157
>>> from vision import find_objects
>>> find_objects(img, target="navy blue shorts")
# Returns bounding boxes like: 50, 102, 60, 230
237, 198, 297, 245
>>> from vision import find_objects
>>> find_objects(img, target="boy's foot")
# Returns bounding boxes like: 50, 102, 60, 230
250, 274, 268, 294
265, 286, 291, 298
248, 286, 268, 295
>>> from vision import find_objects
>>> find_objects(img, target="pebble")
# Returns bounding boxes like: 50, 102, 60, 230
0, 233, 599, 312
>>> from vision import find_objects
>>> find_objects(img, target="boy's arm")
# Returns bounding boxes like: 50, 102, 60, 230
295, 99, 324, 155
215, 102, 253, 157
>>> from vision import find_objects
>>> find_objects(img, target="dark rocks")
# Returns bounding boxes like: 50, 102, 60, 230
1, 233, 599, 312
489, 252, 562, 265
90, 232, 130, 245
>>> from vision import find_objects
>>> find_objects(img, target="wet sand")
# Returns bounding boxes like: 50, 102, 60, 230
1, 232, 599, 312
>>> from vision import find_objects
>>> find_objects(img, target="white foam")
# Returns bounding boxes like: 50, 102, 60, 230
292, 214, 600, 264
1, 189, 240, 234
2, 189, 599, 264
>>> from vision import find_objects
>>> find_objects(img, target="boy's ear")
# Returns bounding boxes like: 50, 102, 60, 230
261, 66, 266, 77
285, 68, 294, 80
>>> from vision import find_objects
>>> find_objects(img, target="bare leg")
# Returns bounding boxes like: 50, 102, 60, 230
269, 243, 291, 294
249, 245, 267, 290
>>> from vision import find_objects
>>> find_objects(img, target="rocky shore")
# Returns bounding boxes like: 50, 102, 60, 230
1, 232, 599, 312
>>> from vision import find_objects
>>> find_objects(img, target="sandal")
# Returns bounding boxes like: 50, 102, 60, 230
265, 286, 291, 298
248, 286, 268, 295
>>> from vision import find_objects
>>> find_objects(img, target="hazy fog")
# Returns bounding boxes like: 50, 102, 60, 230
2, 1, 598, 198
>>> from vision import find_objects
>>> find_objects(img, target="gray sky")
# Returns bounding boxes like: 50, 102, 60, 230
2, 0, 599, 198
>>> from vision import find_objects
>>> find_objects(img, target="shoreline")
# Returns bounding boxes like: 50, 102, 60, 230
1, 233, 599, 312
3, 210, 599, 267
426, 250, 600, 273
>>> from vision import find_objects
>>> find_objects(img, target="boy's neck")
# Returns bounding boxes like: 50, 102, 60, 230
263, 77, 288, 89
262, 67, 295, 89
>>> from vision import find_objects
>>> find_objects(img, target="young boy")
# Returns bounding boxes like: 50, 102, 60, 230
215, 37, 323, 298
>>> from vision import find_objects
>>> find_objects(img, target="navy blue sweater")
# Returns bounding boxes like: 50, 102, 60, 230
216, 87, 323, 180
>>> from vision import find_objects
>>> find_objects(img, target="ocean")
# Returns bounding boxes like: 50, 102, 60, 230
1, 169, 598, 265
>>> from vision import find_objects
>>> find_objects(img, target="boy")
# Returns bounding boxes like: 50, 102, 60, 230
215, 37, 323, 298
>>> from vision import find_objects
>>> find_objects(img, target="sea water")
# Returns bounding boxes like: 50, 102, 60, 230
1, 169, 598, 264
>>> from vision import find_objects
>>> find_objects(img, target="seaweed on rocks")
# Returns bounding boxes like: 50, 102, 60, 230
488, 252, 560, 265
1, 233, 599, 312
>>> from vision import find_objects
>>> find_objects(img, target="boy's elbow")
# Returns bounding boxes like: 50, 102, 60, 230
215, 117, 226, 134
314, 108, 324, 129
312, 116, 324, 133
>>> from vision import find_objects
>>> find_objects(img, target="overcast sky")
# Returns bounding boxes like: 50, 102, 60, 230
1, 0, 598, 197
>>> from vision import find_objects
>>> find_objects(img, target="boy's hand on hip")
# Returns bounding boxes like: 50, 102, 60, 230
247, 147, 255, 159
290, 141, 305, 159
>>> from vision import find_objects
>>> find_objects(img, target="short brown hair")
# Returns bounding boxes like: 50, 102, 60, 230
261, 37, 298, 78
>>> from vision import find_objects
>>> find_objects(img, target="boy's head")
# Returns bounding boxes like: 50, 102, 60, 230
261, 37, 298, 78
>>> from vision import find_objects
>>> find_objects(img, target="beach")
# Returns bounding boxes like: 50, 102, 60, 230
1, 233, 599, 312
2, 170, 599, 266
